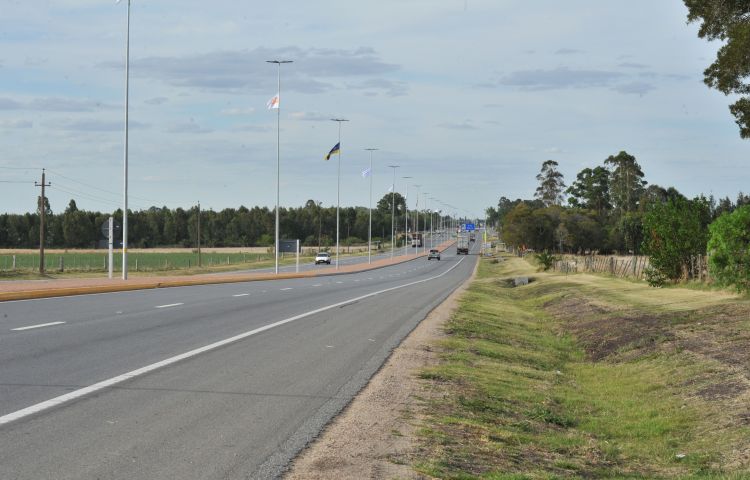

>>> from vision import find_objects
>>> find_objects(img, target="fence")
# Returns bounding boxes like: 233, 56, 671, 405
550, 254, 711, 282
0, 252, 284, 274
551, 255, 650, 280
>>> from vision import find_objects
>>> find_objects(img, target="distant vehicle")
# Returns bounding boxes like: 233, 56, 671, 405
469, 232, 476, 242
427, 249, 441, 260
315, 252, 331, 265
410, 233, 423, 247
457, 234, 470, 255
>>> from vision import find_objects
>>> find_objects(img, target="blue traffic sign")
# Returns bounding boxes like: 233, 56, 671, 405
465, 223, 475, 231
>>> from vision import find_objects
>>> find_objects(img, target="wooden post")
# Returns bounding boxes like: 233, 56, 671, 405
35, 169, 50, 274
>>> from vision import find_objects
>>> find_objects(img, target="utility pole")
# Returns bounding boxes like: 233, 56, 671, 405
35, 169, 51, 274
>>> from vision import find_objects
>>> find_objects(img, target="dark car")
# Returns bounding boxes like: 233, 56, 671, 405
427, 249, 441, 260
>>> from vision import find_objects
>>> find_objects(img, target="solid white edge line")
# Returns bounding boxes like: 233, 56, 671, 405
155, 303, 184, 309
0, 255, 467, 427
11, 321, 66, 332
232, 294, 250, 297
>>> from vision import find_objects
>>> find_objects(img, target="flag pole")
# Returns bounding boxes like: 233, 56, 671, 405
331, 118, 349, 270
365, 148, 378, 264
266, 59, 292, 275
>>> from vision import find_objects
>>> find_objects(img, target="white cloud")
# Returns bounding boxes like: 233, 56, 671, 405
0, 119, 33, 129
220, 107, 255, 116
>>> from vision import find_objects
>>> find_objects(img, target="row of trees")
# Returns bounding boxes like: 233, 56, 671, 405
0, 194, 448, 249
488, 151, 750, 289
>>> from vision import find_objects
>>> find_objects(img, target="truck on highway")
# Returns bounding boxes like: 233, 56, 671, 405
410, 233, 423, 247
456, 233, 470, 255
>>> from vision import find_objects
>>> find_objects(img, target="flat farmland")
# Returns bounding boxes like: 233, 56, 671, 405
0, 246, 370, 278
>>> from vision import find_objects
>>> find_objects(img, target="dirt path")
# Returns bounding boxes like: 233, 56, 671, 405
284, 258, 479, 479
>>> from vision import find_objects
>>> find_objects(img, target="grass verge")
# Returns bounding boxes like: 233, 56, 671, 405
413, 255, 750, 479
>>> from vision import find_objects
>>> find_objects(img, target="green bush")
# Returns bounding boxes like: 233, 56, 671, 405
535, 250, 557, 271
707, 205, 750, 292
642, 196, 711, 283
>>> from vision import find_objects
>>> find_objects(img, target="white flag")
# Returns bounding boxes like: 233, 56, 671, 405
266, 93, 279, 110
361, 167, 372, 178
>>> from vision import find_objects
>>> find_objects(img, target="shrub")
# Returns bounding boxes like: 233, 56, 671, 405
535, 251, 557, 271
642, 196, 711, 283
707, 205, 750, 292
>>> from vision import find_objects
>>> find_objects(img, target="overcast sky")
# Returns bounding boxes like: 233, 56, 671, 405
0, 1, 745, 217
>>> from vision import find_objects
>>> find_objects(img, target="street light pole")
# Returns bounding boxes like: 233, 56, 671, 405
266, 59, 293, 275
423, 192, 429, 254
413, 184, 421, 255
331, 118, 349, 270
388, 165, 400, 260
402, 176, 412, 257
118, 0, 131, 280
365, 148, 378, 264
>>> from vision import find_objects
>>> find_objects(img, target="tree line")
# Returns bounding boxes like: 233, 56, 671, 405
487, 151, 750, 289
0, 194, 448, 249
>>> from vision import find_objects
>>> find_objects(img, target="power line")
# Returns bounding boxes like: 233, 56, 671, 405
44, 168, 163, 204
0, 166, 41, 170
50, 183, 149, 211
0, 180, 33, 184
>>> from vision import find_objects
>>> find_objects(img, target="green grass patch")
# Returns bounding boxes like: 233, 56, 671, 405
414, 255, 750, 479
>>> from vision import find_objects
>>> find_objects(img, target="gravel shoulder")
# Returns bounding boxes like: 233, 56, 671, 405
284, 256, 479, 479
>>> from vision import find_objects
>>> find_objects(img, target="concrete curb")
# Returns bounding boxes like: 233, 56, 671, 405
0, 241, 455, 302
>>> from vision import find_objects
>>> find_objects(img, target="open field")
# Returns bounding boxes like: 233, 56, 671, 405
0, 246, 374, 278
413, 254, 750, 479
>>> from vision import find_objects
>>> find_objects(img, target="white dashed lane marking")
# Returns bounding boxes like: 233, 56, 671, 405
233, 294, 250, 297
155, 303, 183, 309
11, 321, 66, 332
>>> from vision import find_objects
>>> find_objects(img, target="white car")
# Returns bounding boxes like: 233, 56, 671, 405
315, 252, 331, 265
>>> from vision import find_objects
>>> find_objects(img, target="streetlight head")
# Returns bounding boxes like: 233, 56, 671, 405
364, 147, 379, 151
388, 164, 400, 169
266, 60, 293, 64
330, 118, 349, 122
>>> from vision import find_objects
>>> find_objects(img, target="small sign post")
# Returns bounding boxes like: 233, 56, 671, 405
279, 239, 301, 273
108, 216, 114, 279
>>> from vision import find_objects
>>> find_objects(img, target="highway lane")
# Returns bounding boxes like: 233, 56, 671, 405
0, 239, 478, 479
229, 231, 451, 274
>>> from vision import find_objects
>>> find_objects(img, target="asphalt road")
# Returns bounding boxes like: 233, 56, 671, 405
0, 238, 479, 480
229, 232, 451, 274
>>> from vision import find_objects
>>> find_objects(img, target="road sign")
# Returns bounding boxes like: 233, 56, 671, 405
465, 223, 475, 231
101, 219, 121, 238
279, 239, 300, 253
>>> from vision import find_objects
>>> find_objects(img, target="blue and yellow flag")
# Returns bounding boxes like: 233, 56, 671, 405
324, 142, 340, 161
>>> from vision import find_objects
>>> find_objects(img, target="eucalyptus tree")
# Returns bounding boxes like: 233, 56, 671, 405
604, 151, 646, 215
534, 160, 566, 207
685, 1, 750, 138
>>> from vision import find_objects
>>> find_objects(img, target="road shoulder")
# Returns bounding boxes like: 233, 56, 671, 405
284, 253, 479, 479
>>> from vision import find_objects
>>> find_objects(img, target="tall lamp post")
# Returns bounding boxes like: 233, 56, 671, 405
402, 176, 412, 257
413, 184, 421, 253
117, 0, 131, 280
423, 192, 430, 253
365, 148, 378, 264
266, 59, 293, 275
388, 165, 400, 259
331, 118, 349, 269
